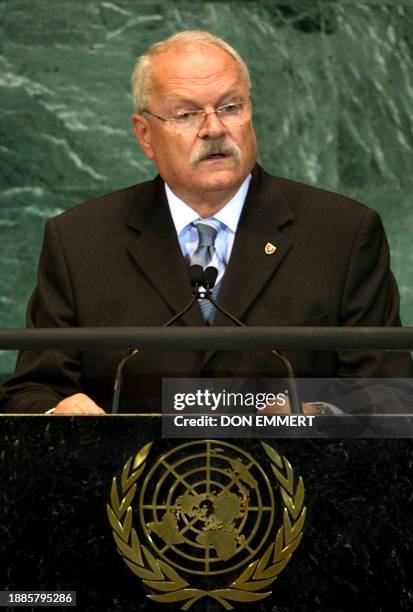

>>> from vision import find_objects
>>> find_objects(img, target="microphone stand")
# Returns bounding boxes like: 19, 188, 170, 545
112, 348, 139, 414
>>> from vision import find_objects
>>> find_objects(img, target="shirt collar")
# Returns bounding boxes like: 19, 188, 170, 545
165, 174, 251, 236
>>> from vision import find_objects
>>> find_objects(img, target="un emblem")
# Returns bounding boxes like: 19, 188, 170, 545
107, 440, 305, 609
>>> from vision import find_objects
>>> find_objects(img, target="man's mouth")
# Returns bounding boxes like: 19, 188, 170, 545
204, 152, 229, 160
191, 139, 241, 166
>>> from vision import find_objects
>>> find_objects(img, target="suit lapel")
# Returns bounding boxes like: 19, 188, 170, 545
126, 177, 204, 326
203, 165, 294, 364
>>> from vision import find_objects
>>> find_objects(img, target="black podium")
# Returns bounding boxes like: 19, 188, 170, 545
0, 416, 412, 612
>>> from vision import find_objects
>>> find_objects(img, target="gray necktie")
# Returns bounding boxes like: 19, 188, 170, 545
191, 218, 224, 322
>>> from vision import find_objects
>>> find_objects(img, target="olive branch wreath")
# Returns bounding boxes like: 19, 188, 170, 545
107, 441, 305, 610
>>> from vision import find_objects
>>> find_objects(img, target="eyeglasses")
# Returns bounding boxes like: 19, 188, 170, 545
142, 101, 253, 133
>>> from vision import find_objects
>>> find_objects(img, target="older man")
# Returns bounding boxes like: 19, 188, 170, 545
1, 31, 412, 414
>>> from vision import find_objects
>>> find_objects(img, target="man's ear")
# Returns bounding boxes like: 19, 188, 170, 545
132, 113, 154, 160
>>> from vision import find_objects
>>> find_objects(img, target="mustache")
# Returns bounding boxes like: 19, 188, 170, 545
190, 138, 241, 166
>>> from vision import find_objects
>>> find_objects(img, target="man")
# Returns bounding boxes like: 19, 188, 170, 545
1, 31, 412, 414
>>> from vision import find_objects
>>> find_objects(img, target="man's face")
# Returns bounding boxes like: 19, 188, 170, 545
132, 45, 257, 207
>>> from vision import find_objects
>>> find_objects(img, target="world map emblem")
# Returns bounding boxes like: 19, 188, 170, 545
107, 440, 306, 609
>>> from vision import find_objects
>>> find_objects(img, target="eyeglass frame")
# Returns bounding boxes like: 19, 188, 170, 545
140, 99, 254, 130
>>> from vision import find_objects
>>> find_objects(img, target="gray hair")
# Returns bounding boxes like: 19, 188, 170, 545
131, 31, 251, 112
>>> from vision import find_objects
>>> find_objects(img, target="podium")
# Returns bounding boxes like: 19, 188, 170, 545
0, 326, 412, 610
0, 415, 411, 611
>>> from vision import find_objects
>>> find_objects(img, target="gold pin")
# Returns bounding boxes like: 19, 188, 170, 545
265, 242, 277, 255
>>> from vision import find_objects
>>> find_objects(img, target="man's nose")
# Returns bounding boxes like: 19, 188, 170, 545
198, 110, 226, 139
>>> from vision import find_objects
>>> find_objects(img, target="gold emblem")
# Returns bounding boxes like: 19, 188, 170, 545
264, 242, 277, 255
107, 440, 306, 609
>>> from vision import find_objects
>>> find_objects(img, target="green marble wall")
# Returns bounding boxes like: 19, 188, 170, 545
1, 1, 413, 376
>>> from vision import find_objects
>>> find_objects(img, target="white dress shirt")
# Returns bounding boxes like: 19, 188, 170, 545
165, 175, 251, 265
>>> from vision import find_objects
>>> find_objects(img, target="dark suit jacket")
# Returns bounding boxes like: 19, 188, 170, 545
1, 165, 412, 413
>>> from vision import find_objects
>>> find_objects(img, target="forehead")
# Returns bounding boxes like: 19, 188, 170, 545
149, 45, 247, 104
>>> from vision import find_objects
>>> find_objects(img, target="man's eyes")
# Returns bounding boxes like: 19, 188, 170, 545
172, 103, 242, 122
175, 111, 198, 123
218, 103, 242, 115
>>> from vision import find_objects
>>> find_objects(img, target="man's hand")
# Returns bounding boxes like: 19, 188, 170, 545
260, 401, 324, 415
53, 393, 106, 414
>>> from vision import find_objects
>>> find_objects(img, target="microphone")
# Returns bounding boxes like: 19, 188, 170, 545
202, 266, 247, 327
111, 265, 209, 413
189, 264, 204, 289
203, 266, 218, 291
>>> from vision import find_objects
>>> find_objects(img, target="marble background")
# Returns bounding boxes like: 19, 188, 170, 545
1, 2, 413, 376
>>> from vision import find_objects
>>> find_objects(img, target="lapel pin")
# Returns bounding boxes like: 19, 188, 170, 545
265, 242, 277, 255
